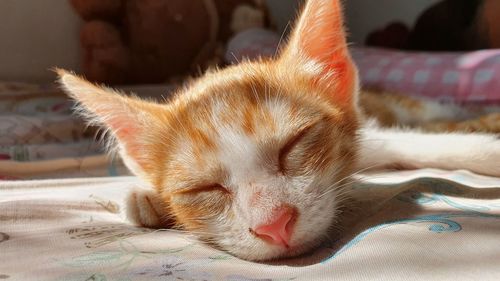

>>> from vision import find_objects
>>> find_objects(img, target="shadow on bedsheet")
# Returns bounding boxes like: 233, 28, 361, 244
267, 177, 500, 267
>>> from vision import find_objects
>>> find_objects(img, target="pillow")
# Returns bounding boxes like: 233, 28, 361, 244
351, 47, 500, 104
225, 28, 500, 104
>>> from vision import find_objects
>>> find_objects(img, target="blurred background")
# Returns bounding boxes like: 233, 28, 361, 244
4, 0, 498, 83
0, 0, 499, 179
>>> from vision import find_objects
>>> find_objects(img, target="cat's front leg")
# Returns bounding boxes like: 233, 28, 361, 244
126, 187, 174, 228
358, 126, 500, 177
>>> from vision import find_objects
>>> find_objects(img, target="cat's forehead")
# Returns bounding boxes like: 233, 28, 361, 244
182, 81, 325, 145
160, 68, 318, 179
180, 62, 330, 121
172, 86, 317, 158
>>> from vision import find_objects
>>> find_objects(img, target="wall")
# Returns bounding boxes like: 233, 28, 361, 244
344, 0, 441, 45
265, 0, 301, 33
0, 0, 440, 83
1, 1, 291, 84
0, 0, 81, 83
265, 0, 442, 45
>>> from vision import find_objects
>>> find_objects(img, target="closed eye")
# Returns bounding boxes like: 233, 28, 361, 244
174, 183, 230, 195
278, 123, 316, 173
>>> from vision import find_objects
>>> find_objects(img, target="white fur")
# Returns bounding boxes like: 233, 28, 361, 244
58, 0, 500, 262
201, 97, 338, 261
358, 123, 500, 176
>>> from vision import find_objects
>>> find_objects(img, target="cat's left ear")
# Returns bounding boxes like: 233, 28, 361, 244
56, 69, 168, 178
279, 0, 357, 107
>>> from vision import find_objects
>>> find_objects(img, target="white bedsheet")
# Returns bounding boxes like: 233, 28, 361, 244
1, 169, 500, 280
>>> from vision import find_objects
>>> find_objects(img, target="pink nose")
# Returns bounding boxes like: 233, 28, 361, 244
253, 206, 297, 247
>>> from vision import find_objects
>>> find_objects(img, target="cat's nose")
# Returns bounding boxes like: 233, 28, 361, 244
252, 205, 297, 247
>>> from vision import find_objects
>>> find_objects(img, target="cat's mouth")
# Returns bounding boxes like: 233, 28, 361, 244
221, 230, 326, 262
255, 237, 324, 262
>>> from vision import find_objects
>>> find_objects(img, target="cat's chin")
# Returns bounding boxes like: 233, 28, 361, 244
226, 236, 325, 262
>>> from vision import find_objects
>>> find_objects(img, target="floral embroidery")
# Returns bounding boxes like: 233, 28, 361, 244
61, 238, 193, 269
66, 224, 152, 248
128, 256, 213, 280
322, 212, 500, 263
322, 177, 500, 263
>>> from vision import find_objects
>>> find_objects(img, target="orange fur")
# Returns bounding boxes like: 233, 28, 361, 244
360, 89, 500, 133
56, 0, 417, 261
57, 0, 500, 261
280, 0, 357, 109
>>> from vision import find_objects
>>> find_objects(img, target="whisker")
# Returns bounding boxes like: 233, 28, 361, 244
275, 21, 291, 57
316, 164, 383, 199
230, 52, 240, 64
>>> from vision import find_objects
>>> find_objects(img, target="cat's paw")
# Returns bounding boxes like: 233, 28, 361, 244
126, 187, 173, 229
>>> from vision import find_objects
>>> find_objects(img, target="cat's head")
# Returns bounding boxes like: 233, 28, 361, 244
58, 0, 359, 261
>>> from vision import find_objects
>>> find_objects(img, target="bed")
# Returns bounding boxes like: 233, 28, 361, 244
1, 169, 500, 280
1, 56, 500, 280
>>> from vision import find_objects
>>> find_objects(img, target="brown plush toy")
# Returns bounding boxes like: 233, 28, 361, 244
70, 0, 269, 84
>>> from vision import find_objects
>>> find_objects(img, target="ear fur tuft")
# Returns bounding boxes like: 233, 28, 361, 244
56, 69, 166, 177
280, 0, 358, 107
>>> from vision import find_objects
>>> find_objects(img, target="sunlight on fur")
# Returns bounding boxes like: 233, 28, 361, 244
57, 0, 500, 261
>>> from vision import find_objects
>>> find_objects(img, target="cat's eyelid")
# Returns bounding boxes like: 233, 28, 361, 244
173, 183, 229, 195
278, 120, 320, 172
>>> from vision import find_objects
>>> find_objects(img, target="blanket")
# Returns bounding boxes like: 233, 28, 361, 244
1, 169, 500, 280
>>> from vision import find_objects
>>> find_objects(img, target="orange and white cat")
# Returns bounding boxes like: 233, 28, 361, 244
57, 0, 500, 261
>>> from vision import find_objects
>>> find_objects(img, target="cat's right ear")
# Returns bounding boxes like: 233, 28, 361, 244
279, 0, 357, 108
56, 69, 167, 177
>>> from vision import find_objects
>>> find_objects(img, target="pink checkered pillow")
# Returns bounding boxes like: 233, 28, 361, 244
225, 29, 500, 104
351, 47, 500, 104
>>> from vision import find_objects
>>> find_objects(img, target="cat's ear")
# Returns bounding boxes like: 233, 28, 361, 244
280, 0, 357, 106
56, 69, 165, 177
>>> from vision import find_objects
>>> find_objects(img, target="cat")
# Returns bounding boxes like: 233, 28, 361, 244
57, 0, 500, 261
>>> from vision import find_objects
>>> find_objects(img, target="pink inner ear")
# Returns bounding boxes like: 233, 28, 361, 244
87, 99, 146, 160
108, 118, 137, 139
295, 0, 357, 105
298, 0, 347, 63
59, 70, 151, 169
105, 114, 144, 157
298, 0, 348, 64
